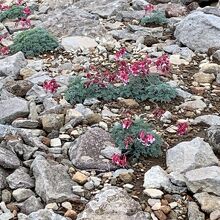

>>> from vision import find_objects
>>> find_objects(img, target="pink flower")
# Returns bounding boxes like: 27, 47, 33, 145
16, 0, 23, 5
138, 131, 155, 146
144, 4, 155, 14
115, 48, 126, 60
112, 153, 127, 167
0, 46, 10, 55
118, 70, 129, 84
177, 122, 188, 135
153, 108, 165, 119
0, 33, 8, 42
0, 4, 10, 11
43, 79, 60, 93
155, 54, 171, 75
23, 7, 31, 16
124, 136, 133, 149
122, 118, 133, 129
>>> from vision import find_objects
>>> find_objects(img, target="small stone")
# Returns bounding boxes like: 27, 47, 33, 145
119, 99, 139, 108
41, 114, 64, 133
119, 173, 133, 183
72, 185, 84, 197
45, 203, 59, 211
152, 202, 162, 211
123, 184, 134, 190
193, 72, 215, 83
12, 189, 35, 202
72, 172, 88, 185
210, 210, 220, 220
154, 210, 167, 220
148, 199, 161, 207
169, 202, 178, 209
188, 201, 205, 220
50, 138, 62, 147
64, 209, 77, 220
62, 201, 72, 210
144, 188, 164, 199
1, 189, 11, 203
160, 205, 171, 215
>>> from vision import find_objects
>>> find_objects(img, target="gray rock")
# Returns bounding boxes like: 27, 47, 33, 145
188, 201, 205, 220
213, 50, 220, 64
100, 145, 121, 159
6, 168, 34, 189
180, 99, 207, 111
193, 115, 220, 126
69, 127, 116, 171
0, 124, 18, 139
13, 143, 38, 160
0, 147, 20, 169
185, 166, 220, 196
194, 192, 220, 214
12, 119, 39, 129
26, 209, 67, 220
31, 156, 79, 203
166, 137, 218, 173
210, 210, 220, 220
1, 189, 11, 203
0, 97, 29, 124
13, 188, 35, 202
0, 167, 7, 189
40, 6, 106, 38
76, 186, 151, 220
26, 85, 47, 103
61, 36, 98, 51
0, 52, 27, 78
19, 196, 44, 215
132, 0, 148, 10
174, 11, 220, 53
169, 172, 187, 187
41, 114, 64, 133
0, 212, 14, 220
207, 126, 220, 153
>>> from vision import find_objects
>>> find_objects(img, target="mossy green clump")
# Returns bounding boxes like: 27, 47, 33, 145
10, 28, 59, 56
0, 5, 25, 22
141, 10, 168, 26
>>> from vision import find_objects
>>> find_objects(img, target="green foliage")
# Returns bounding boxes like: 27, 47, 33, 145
141, 10, 168, 26
65, 75, 176, 104
0, 5, 25, 22
111, 119, 162, 161
10, 28, 59, 56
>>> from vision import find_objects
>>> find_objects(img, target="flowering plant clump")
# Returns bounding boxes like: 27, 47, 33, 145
65, 48, 176, 104
43, 79, 60, 93
141, 4, 168, 26
111, 118, 162, 161
177, 122, 188, 135
112, 153, 127, 167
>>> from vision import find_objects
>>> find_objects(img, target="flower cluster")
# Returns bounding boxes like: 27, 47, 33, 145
43, 79, 60, 93
0, 3, 10, 11
138, 131, 155, 146
122, 118, 133, 129
84, 48, 171, 88
144, 4, 155, 14
112, 153, 127, 167
152, 107, 165, 119
177, 122, 188, 135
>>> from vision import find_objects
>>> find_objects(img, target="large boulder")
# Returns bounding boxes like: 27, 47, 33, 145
174, 11, 220, 53
207, 126, 220, 153
76, 186, 151, 220
31, 156, 79, 203
0, 97, 29, 124
193, 115, 220, 126
166, 137, 218, 173
185, 166, 220, 196
0, 52, 27, 78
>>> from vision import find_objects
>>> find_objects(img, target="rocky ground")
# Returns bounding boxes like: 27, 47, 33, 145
0, 0, 220, 219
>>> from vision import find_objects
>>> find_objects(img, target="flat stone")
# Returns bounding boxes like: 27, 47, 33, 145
27, 209, 67, 220
0, 147, 20, 169
180, 99, 206, 111
76, 186, 151, 220
194, 192, 220, 214
188, 201, 205, 220
61, 36, 98, 51
31, 156, 79, 203
143, 189, 164, 199
72, 172, 88, 185
193, 72, 215, 83
0, 167, 7, 190
12, 119, 39, 129
166, 137, 218, 173
41, 114, 64, 133
69, 127, 116, 171
210, 210, 220, 220
193, 115, 220, 126
0, 97, 29, 124
12, 188, 35, 202
185, 166, 220, 196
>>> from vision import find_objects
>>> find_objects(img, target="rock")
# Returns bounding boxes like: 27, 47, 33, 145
160, 205, 171, 215
180, 99, 206, 111
26, 209, 67, 220
72, 185, 85, 197
166, 137, 218, 173
12, 189, 35, 202
169, 172, 186, 187
0, 167, 7, 190
174, 11, 220, 53
61, 201, 72, 210
65, 109, 83, 124
19, 196, 44, 215
6, 168, 34, 190
194, 192, 220, 214
188, 201, 205, 220
41, 6, 106, 38
4, 80, 33, 97
207, 126, 220, 153
170, 54, 189, 65
31, 156, 79, 203
212, 50, 220, 64
0, 97, 29, 124
61, 36, 98, 51
119, 99, 139, 108
165, 3, 187, 18
1, 189, 11, 203
12, 119, 39, 129
50, 138, 61, 147
193, 72, 215, 83
185, 166, 220, 196
72, 172, 88, 185
0, 147, 20, 169
100, 145, 121, 159
41, 114, 64, 132
193, 115, 220, 126
0, 52, 27, 78
26, 85, 47, 103
119, 172, 133, 183
76, 186, 151, 220
210, 210, 220, 220
45, 203, 59, 210
200, 63, 220, 74
154, 210, 167, 220
64, 209, 77, 219
69, 127, 116, 171
143, 189, 164, 199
